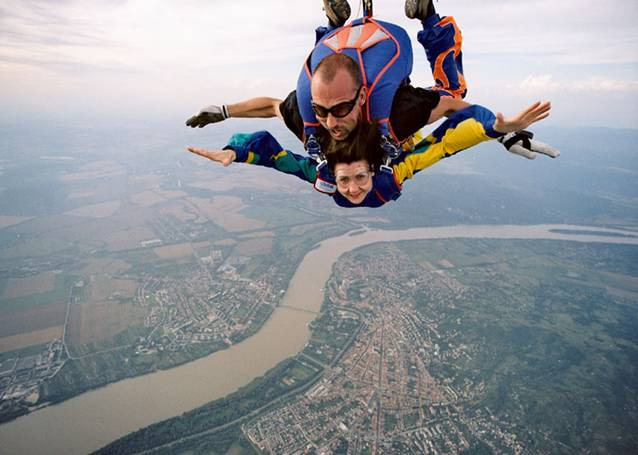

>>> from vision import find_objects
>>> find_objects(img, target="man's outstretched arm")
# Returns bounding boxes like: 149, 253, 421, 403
186, 97, 284, 128
427, 97, 472, 124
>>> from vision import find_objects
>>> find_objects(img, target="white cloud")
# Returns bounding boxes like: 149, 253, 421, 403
572, 77, 638, 92
519, 75, 561, 92
452, 0, 638, 66
0, 0, 637, 127
515, 74, 638, 93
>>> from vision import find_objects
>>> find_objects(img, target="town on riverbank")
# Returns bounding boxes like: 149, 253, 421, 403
97, 235, 638, 454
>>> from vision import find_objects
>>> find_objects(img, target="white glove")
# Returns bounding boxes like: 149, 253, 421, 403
498, 130, 560, 160
185, 104, 229, 128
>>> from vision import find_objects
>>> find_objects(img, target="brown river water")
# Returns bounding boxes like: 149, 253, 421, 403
0, 224, 636, 454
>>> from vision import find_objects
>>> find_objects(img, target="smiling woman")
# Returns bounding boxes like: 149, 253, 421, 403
333, 162, 375, 205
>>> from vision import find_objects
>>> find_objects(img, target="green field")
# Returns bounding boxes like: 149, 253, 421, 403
0, 273, 71, 312
240, 204, 318, 227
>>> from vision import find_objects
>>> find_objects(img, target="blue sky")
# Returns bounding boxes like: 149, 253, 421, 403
1, 0, 637, 127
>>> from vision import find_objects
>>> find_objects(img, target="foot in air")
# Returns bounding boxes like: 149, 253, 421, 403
323, 0, 351, 27
498, 130, 561, 160
405, 0, 436, 20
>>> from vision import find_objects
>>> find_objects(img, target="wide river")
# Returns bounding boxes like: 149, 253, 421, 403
1, 224, 637, 454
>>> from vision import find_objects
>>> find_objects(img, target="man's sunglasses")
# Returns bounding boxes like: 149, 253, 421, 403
311, 85, 363, 119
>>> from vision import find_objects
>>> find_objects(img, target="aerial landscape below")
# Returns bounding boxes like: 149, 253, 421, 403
1, 0, 638, 453
0, 119, 636, 453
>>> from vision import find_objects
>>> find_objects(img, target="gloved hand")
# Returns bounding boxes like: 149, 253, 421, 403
185, 104, 229, 128
498, 130, 560, 160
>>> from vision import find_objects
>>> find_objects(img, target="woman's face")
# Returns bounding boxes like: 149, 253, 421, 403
334, 160, 374, 205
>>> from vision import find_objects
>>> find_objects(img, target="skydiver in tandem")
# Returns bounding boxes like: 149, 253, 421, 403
186, 0, 559, 208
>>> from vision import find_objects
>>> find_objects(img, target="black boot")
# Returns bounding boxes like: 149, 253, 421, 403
323, 0, 351, 27
405, 0, 436, 21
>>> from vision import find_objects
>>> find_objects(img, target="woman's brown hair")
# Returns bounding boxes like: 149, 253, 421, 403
324, 121, 384, 172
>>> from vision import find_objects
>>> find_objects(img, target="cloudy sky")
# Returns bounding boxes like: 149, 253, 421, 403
1, 0, 637, 127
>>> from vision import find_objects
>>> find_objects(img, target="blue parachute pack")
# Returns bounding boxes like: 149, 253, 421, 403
296, 15, 413, 175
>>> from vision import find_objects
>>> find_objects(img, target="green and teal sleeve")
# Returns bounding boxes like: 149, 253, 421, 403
225, 131, 317, 183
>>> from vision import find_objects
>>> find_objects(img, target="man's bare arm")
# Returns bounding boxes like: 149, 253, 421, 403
227, 97, 283, 119
428, 97, 553, 136
186, 97, 283, 128
427, 97, 471, 124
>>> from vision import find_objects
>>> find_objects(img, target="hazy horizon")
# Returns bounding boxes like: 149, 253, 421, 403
1, 0, 637, 128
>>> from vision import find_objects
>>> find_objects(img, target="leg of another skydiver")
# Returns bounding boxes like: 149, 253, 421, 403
407, 2, 559, 161
416, 12, 467, 99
